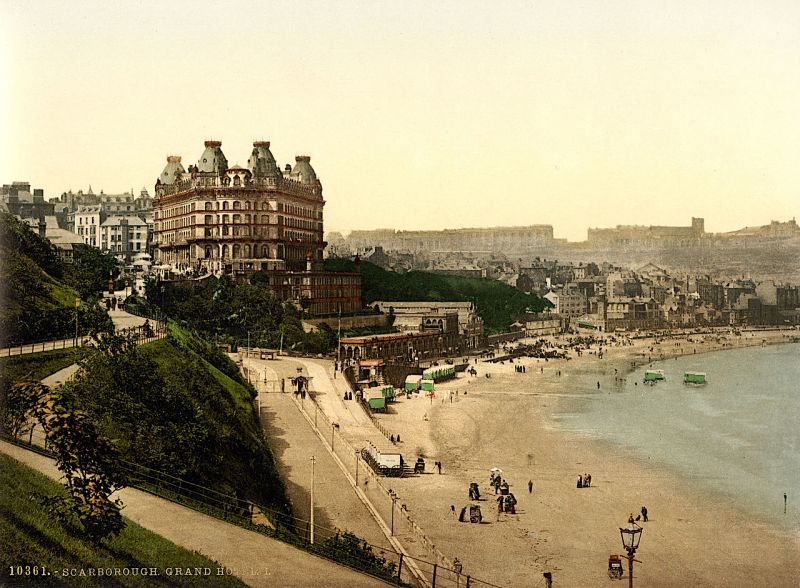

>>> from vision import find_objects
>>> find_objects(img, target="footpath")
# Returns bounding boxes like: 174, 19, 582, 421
0, 441, 389, 588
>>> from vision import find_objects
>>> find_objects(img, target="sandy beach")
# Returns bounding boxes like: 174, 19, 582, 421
370, 328, 800, 587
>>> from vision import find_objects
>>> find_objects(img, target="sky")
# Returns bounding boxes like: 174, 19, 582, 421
1, 1, 798, 242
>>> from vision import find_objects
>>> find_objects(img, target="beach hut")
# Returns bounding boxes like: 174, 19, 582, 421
643, 369, 665, 383
423, 365, 456, 382
381, 385, 395, 401
366, 390, 387, 411
405, 375, 423, 392
420, 378, 435, 393
683, 372, 707, 385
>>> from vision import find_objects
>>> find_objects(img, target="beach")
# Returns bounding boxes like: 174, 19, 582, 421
371, 328, 800, 587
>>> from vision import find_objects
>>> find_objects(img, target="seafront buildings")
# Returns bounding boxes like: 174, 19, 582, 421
151, 140, 361, 315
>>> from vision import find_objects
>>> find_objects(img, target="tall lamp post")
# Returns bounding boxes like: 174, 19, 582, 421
388, 490, 398, 536
619, 518, 643, 588
309, 455, 316, 544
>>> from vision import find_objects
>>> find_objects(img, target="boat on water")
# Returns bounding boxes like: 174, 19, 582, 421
643, 369, 665, 384
684, 372, 707, 385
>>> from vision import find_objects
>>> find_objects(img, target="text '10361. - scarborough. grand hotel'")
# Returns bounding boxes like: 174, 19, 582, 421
152, 140, 361, 316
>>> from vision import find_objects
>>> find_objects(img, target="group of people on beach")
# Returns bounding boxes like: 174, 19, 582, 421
577, 473, 592, 488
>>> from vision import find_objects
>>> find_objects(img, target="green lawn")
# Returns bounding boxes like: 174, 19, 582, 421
0, 454, 245, 587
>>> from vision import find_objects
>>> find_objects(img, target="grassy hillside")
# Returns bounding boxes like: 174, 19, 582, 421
63, 325, 287, 514
0, 212, 114, 346
325, 259, 551, 334
0, 454, 244, 587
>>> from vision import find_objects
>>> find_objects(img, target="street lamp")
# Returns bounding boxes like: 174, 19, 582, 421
619, 518, 643, 588
310, 455, 316, 544
389, 490, 398, 536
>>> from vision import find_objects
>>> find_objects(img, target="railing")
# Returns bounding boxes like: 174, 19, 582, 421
1, 337, 89, 357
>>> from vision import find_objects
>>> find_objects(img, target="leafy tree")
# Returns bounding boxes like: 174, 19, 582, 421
325, 258, 551, 334
63, 244, 118, 299
10, 379, 126, 542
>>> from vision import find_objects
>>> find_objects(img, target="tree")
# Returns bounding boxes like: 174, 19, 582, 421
64, 245, 118, 299
10, 380, 126, 542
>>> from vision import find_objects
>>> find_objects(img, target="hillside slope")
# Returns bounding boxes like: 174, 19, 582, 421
325, 259, 551, 334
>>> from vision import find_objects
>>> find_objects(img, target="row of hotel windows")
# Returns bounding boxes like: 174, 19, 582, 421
156, 200, 322, 220
285, 203, 321, 220
157, 215, 322, 231
158, 226, 317, 240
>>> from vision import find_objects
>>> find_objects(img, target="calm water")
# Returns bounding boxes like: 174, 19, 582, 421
552, 342, 800, 529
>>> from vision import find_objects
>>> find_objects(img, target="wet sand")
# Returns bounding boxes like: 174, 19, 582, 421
374, 328, 800, 587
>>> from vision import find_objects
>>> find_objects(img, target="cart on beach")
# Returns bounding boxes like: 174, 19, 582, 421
469, 504, 482, 523
608, 554, 623, 579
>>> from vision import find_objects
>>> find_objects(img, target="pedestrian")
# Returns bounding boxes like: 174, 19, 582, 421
577, 476, 583, 489
437, 461, 442, 474
451, 505, 456, 517
587, 473, 591, 487
396, 434, 400, 443
641, 506, 648, 522
597, 381, 600, 389
528, 480, 533, 493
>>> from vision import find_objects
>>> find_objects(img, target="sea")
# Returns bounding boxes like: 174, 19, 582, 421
551, 341, 800, 531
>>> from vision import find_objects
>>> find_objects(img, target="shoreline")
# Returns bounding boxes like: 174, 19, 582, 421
545, 339, 800, 522
374, 328, 800, 586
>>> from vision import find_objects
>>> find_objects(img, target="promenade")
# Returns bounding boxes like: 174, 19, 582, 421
0, 441, 390, 588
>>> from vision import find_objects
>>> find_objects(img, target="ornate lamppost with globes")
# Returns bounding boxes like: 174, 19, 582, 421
619, 516, 643, 588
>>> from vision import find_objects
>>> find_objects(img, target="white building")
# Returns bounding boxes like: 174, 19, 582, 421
69, 205, 103, 248
544, 287, 588, 318
100, 215, 148, 260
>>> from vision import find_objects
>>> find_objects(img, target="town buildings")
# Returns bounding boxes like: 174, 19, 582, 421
152, 140, 361, 315
372, 301, 485, 349
1, 182, 54, 219
52, 187, 154, 261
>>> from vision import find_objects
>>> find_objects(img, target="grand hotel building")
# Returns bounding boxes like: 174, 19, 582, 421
152, 140, 361, 315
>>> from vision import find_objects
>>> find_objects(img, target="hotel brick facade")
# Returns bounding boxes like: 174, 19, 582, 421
153, 140, 361, 315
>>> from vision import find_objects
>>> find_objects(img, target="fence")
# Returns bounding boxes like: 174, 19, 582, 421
1, 320, 166, 358
284, 383, 504, 588
1, 337, 89, 357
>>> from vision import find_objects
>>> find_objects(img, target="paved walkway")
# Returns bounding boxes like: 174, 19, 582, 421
243, 354, 431, 587
41, 364, 81, 387
258, 394, 393, 552
244, 354, 395, 454
0, 441, 389, 588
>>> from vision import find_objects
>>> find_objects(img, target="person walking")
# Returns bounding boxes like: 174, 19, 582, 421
528, 480, 533, 493
641, 506, 648, 522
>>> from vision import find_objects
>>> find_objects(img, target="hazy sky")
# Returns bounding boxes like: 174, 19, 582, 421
2, 1, 798, 241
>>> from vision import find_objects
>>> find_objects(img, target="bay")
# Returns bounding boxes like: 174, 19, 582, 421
552, 342, 800, 530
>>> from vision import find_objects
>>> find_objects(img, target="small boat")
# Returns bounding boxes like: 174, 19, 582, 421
684, 372, 707, 385
643, 369, 665, 384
